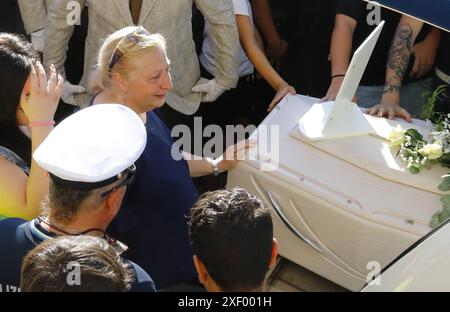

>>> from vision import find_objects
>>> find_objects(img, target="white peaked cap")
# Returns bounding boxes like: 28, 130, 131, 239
33, 104, 147, 189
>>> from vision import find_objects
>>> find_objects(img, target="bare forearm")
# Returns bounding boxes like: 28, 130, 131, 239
321, 15, 355, 102
183, 152, 212, 177
330, 20, 354, 76
237, 15, 285, 89
422, 27, 442, 52
244, 38, 286, 89
382, 16, 425, 104
25, 127, 53, 218
251, 0, 282, 44
384, 24, 414, 95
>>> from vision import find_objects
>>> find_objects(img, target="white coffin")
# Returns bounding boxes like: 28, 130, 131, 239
227, 94, 447, 291
363, 221, 450, 292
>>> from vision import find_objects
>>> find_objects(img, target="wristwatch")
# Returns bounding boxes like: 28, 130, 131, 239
207, 157, 220, 176
211, 159, 220, 176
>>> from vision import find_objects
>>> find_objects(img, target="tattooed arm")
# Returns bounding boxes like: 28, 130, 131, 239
385, 23, 415, 94
368, 16, 425, 121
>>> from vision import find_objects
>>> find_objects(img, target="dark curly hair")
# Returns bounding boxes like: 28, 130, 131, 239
189, 188, 273, 291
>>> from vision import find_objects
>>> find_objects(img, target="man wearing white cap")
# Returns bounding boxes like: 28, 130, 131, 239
0, 104, 154, 292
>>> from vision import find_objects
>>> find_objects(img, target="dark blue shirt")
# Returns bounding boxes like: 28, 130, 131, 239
0, 218, 156, 292
109, 111, 199, 289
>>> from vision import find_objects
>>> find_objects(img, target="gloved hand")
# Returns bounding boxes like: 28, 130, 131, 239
30, 29, 45, 52
192, 78, 227, 102
61, 81, 86, 105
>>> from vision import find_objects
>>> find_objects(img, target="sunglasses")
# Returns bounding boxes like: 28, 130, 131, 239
100, 164, 137, 198
108, 26, 151, 70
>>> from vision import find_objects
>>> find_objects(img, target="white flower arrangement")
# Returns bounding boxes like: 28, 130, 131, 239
388, 114, 450, 228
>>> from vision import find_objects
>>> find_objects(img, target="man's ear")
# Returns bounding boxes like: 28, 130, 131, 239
193, 255, 208, 285
268, 238, 279, 269
105, 187, 126, 219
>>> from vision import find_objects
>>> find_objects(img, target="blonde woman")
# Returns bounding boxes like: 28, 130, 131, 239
89, 26, 248, 290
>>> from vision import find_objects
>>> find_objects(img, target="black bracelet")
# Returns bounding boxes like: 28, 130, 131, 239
331, 74, 345, 79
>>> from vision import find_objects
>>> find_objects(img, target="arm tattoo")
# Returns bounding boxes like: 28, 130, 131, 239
384, 24, 413, 94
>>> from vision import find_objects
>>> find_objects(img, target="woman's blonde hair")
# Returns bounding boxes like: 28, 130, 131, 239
89, 26, 168, 94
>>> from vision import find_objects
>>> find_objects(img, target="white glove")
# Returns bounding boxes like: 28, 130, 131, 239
191, 78, 227, 102
61, 81, 86, 105
30, 29, 45, 52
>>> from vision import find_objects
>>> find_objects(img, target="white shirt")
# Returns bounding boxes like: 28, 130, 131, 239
200, 0, 254, 78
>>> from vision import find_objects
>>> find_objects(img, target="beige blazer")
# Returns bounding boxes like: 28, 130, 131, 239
44, 0, 239, 113
18, 0, 53, 34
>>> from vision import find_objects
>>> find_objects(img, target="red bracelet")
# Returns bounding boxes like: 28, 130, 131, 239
28, 120, 55, 128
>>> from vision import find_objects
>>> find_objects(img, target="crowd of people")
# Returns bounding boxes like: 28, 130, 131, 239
0, 0, 448, 292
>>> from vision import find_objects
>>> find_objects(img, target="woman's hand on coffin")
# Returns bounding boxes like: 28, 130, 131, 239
320, 76, 344, 102
268, 83, 296, 111
218, 139, 256, 172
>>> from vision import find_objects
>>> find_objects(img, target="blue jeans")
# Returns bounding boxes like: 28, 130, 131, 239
355, 78, 433, 118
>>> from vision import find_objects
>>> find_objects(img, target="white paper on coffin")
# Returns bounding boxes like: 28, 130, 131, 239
297, 100, 374, 140
298, 21, 385, 140
227, 94, 447, 291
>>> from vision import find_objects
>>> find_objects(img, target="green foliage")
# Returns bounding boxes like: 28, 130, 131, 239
430, 195, 450, 229
440, 154, 450, 168
438, 175, 450, 192
421, 85, 447, 120
405, 128, 423, 141
390, 98, 450, 228
408, 164, 420, 174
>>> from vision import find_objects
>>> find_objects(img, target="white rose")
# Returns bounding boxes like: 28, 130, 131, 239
388, 126, 406, 147
419, 143, 443, 160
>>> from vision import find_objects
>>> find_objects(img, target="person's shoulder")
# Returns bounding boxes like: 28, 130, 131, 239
0, 218, 30, 265
147, 110, 172, 139
232, 0, 252, 16
125, 259, 157, 292
147, 110, 165, 128
0, 150, 27, 174
0, 218, 28, 231
0, 218, 29, 243
0, 218, 32, 292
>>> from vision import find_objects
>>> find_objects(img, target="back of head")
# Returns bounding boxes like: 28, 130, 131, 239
33, 104, 147, 224
20, 235, 133, 292
90, 26, 167, 94
0, 33, 39, 164
189, 188, 273, 291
